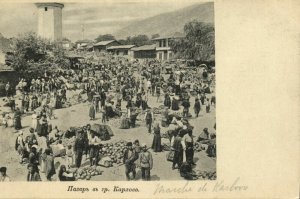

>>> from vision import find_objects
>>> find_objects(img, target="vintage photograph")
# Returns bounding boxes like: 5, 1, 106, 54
0, 1, 215, 181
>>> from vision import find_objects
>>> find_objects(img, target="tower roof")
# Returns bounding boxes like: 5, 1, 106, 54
35, 3, 64, 8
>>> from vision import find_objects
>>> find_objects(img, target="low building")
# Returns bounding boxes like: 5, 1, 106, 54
131, 44, 157, 59
62, 40, 73, 49
75, 39, 93, 49
107, 45, 135, 56
93, 40, 120, 52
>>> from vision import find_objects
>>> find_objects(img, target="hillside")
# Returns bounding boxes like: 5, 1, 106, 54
114, 2, 214, 39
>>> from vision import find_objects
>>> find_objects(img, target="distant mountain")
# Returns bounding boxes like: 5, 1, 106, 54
114, 2, 214, 39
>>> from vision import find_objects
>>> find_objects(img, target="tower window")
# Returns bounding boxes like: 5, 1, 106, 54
45, 7, 48, 11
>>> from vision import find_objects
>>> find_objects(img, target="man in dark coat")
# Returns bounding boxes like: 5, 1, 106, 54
144, 109, 154, 133
27, 163, 41, 181
74, 131, 85, 168
100, 90, 106, 108
182, 99, 190, 118
172, 131, 184, 170
171, 97, 179, 111
194, 98, 201, 117
164, 93, 171, 109
123, 142, 138, 181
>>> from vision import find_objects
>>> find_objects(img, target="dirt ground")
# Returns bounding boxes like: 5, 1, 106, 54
0, 90, 216, 181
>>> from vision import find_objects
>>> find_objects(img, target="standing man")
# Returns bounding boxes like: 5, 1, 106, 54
183, 129, 196, 165
5, 82, 10, 97
144, 108, 154, 133
27, 163, 41, 181
43, 149, 55, 181
193, 97, 201, 117
172, 131, 184, 170
123, 142, 137, 181
138, 144, 153, 181
74, 131, 85, 168
182, 99, 190, 119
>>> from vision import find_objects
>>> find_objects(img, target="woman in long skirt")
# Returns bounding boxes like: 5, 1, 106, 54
193, 98, 201, 117
31, 111, 38, 131
89, 103, 96, 120
152, 123, 162, 152
14, 108, 22, 130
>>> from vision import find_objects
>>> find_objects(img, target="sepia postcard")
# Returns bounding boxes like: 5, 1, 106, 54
0, 0, 299, 198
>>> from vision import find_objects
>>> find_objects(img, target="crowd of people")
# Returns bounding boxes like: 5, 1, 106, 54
0, 53, 216, 181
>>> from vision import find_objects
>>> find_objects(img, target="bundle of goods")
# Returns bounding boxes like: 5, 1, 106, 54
98, 140, 128, 166
194, 170, 216, 180
162, 143, 171, 151
119, 117, 130, 129
73, 166, 103, 181
62, 136, 76, 147
51, 145, 66, 157
152, 105, 166, 114
161, 130, 173, 139
64, 127, 82, 139
91, 124, 113, 141
193, 142, 204, 153
170, 111, 192, 118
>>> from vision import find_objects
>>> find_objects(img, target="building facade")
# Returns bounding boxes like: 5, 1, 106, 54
35, 3, 64, 41
107, 45, 135, 56
131, 44, 157, 59
153, 37, 174, 60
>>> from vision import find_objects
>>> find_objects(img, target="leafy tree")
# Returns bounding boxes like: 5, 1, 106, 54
118, 39, 129, 45
62, 37, 71, 42
10, 32, 70, 76
151, 34, 160, 39
46, 42, 71, 69
95, 34, 115, 42
170, 20, 215, 61
10, 32, 47, 72
126, 35, 153, 46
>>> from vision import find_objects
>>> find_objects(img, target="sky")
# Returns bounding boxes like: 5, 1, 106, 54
0, 1, 201, 42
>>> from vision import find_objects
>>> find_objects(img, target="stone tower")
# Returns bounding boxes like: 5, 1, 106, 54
35, 3, 64, 41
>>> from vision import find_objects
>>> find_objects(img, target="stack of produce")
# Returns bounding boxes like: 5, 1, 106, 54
195, 171, 216, 180
73, 166, 103, 181
98, 140, 128, 166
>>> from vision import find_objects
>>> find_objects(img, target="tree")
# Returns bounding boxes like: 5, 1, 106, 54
95, 34, 115, 42
10, 32, 47, 72
118, 39, 129, 45
151, 34, 160, 39
47, 42, 71, 69
170, 20, 215, 61
10, 32, 70, 77
126, 35, 153, 46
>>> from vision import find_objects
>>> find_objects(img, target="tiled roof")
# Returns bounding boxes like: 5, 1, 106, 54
131, 44, 156, 51
94, 40, 117, 46
107, 45, 135, 50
